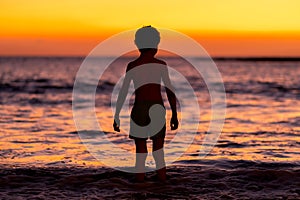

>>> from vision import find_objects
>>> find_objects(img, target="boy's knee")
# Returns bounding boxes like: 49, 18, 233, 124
135, 139, 148, 153
153, 138, 164, 151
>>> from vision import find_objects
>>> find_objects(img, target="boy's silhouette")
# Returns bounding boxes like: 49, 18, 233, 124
113, 26, 178, 182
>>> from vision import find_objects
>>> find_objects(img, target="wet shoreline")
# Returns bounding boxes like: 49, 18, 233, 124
0, 160, 299, 199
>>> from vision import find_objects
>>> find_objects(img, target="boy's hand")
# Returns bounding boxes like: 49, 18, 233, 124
170, 114, 178, 130
113, 118, 120, 132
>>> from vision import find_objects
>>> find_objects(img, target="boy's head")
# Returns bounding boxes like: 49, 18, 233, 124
135, 26, 160, 53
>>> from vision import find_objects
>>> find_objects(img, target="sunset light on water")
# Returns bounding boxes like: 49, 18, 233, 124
0, 1, 299, 199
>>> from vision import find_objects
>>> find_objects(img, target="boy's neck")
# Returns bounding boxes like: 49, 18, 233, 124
139, 49, 157, 59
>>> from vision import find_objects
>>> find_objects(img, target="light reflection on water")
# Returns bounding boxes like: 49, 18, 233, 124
0, 57, 299, 168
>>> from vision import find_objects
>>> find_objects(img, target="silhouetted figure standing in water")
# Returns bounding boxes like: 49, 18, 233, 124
113, 26, 178, 182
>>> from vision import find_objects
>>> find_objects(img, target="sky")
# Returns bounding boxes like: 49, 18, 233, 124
0, 0, 300, 57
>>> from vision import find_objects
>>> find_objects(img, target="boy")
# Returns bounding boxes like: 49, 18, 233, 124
113, 26, 178, 182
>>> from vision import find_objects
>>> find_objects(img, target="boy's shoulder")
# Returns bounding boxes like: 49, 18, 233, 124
126, 58, 167, 72
128, 58, 167, 66
126, 60, 137, 72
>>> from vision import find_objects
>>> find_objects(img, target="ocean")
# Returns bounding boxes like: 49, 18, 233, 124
0, 57, 299, 199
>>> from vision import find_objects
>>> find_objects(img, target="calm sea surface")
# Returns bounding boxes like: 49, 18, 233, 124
0, 57, 299, 168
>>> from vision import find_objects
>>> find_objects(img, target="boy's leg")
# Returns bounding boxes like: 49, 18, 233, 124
152, 137, 166, 181
134, 138, 147, 182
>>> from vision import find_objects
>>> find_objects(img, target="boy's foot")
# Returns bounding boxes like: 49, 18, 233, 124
156, 167, 167, 182
135, 173, 145, 183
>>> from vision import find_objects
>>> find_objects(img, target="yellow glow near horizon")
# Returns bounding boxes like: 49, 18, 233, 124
1, 0, 300, 56
1, 0, 300, 36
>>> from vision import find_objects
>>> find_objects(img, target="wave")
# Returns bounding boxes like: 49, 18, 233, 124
0, 159, 299, 199
0, 79, 115, 93
225, 81, 300, 98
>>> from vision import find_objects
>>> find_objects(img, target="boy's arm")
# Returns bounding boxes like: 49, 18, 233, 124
166, 88, 177, 116
113, 68, 132, 132
162, 65, 178, 130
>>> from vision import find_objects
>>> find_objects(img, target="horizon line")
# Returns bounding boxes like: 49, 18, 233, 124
1, 55, 300, 61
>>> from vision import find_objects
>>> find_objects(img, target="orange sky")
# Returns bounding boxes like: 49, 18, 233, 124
1, 0, 300, 57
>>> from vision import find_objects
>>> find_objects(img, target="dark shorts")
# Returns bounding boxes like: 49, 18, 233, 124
129, 102, 166, 140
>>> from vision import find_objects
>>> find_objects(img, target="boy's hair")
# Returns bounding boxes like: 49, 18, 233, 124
135, 26, 160, 50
